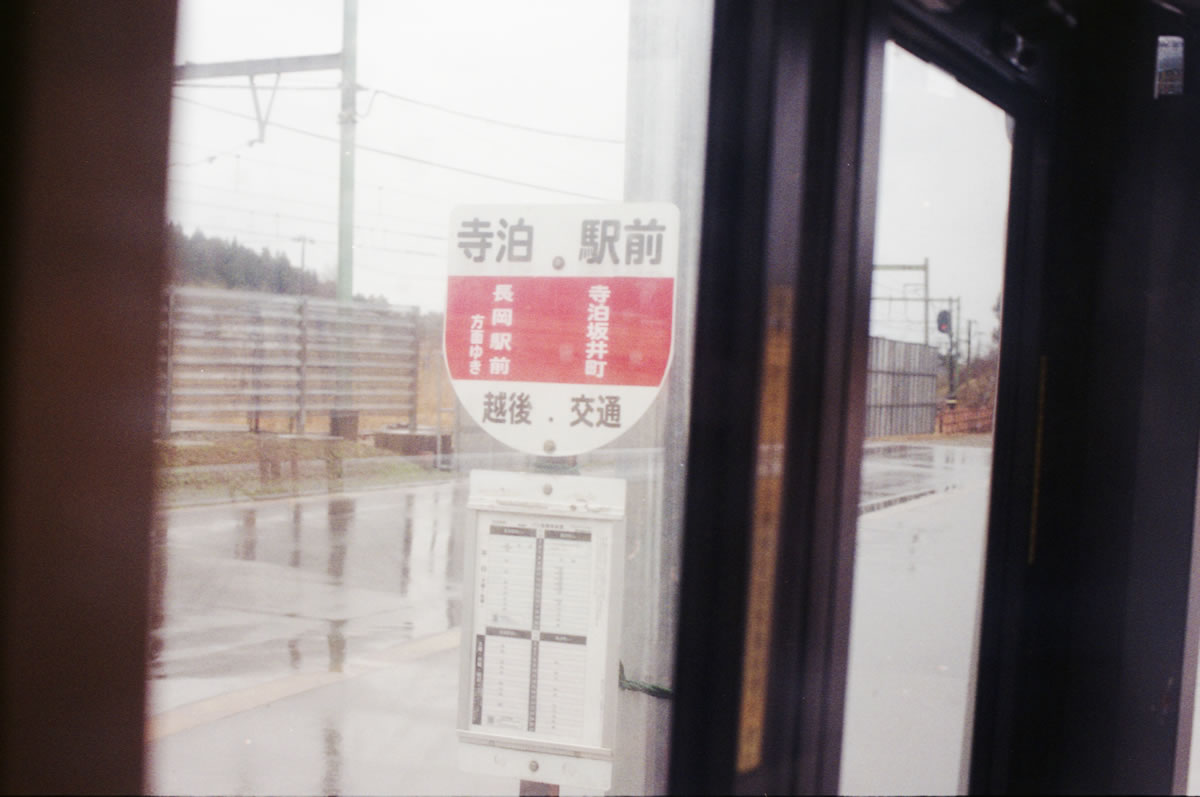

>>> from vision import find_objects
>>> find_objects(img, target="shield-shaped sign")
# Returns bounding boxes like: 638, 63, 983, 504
444, 203, 679, 456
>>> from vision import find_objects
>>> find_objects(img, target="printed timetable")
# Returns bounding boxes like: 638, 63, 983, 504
457, 470, 624, 790
471, 521, 602, 744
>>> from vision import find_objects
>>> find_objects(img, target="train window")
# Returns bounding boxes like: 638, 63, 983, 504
146, 1, 712, 793
838, 42, 1012, 795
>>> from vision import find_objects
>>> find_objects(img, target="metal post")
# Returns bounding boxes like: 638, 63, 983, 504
333, 0, 358, 438
947, 297, 959, 399
292, 234, 313, 272
923, 257, 930, 346
967, 318, 974, 372
409, 309, 419, 433
298, 299, 308, 434
871, 261, 930, 345
162, 290, 176, 436
337, 0, 357, 303
435, 347, 444, 469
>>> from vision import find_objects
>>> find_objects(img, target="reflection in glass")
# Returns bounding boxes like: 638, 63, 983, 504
147, 1, 711, 794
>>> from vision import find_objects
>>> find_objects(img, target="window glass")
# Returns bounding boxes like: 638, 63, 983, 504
148, 2, 712, 793
839, 42, 1012, 795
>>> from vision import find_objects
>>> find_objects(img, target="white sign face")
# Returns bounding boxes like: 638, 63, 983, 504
457, 470, 625, 790
445, 203, 679, 456
469, 516, 607, 743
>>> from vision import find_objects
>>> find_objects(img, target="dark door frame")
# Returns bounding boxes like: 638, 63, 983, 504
669, 1, 1060, 793
0, 1, 177, 792
669, 1, 887, 793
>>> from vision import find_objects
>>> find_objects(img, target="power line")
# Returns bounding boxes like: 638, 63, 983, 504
168, 140, 473, 205
168, 139, 258, 167
174, 81, 342, 91
168, 174, 337, 210
169, 196, 447, 242
174, 77, 623, 143
352, 243, 440, 258
171, 196, 335, 227
170, 220, 441, 260
357, 266, 444, 278
360, 86, 624, 144
173, 221, 326, 245
361, 227, 443, 243
167, 175, 450, 231
172, 95, 616, 200
169, 137, 339, 180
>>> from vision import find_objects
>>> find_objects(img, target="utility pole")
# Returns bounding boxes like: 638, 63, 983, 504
966, 319, 975, 372
291, 235, 314, 270
174, 0, 361, 437
923, 257, 929, 346
331, 0, 359, 438
338, 0, 358, 302
873, 260, 930, 345
173, 1, 358, 302
937, 297, 960, 401
948, 297, 960, 400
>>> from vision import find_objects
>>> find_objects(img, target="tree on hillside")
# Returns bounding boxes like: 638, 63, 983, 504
955, 347, 1000, 409
166, 224, 425, 307
165, 224, 335, 298
953, 292, 1002, 410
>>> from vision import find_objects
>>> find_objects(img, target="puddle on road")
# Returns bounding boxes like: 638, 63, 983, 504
867, 443, 936, 466
860, 443, 991, 512
155, 481, 462, 691
400, 493, 414, 597
236, 508, 257, 561
290, 504, 302, 568
327, 619, 347, 673
322, 720, 343, 796
327, 498, 354, 584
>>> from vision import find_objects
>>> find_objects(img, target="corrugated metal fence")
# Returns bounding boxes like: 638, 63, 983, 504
865, 336, 939, 438
158, 287, 419, 434
157, 292, 936, 440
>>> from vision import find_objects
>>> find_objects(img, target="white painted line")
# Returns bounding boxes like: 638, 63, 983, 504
147, 627, 462, 740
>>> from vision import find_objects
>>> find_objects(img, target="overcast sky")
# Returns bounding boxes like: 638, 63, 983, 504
169, 0, 630, 311
872, 42, 1011, 351
168, 5, 1010, 348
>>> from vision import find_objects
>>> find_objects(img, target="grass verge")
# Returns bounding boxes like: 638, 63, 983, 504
156, 432, 443, 506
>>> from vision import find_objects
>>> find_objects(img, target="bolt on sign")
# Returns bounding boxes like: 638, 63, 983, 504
445, 203, 680, 457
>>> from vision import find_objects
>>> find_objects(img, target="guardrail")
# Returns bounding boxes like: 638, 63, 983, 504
158, 287, 419, 435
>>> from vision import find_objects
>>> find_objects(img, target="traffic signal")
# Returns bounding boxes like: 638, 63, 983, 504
937, 309, 952, 335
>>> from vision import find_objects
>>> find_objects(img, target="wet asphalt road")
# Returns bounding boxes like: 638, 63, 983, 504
147, 442, 993, 795
843, 443, 993, 795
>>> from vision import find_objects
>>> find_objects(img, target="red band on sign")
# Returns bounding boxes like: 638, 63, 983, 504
445, 275, 673, 386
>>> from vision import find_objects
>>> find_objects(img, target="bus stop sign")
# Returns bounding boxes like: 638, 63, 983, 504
445, 203, 679, 457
